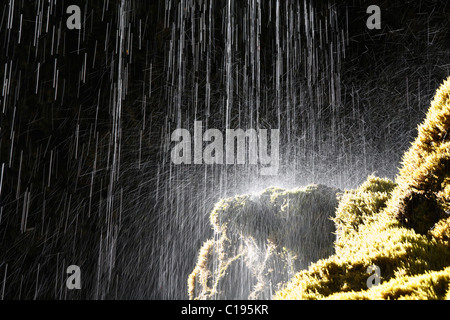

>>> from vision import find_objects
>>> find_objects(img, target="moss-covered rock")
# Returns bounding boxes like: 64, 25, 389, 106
388, 77, 450, 235
188, 184, 340, 300
190, 77, 450, 300
275, 77, 450, 300
325, 266, 450, 300
333, 175, 396, 245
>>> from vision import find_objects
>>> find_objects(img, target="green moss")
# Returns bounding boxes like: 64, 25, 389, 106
275, 219, 450, 299
389, 77, 450, 234
191, 78, 450, 300
208, 184, 340, 261
189, 184, 339, 300
430, 217, 450, 246
275, 77, 450, 300
188, 239, 216, 299
325, 267, 450, 300
333, 175, 396, 246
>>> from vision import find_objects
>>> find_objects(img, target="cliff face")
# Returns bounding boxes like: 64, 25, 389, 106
276, 77, 450, 300
188, 185, 340, 300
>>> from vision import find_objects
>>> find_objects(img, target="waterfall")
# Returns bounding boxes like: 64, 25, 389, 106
0, 0, 448, 299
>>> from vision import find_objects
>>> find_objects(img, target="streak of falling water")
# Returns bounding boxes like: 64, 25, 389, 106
98, 0, 127, 299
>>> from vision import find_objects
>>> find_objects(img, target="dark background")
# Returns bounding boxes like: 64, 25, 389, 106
0, 0, 449, 299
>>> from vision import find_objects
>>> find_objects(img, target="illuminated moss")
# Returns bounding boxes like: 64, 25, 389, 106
275, 77, 450, 300
190, 78, 450, 300
333, 175, 396, 246
388, 77, 450, 234
275, 219, 450, 299
188, 239, 215, 300
188, 184, 339, 300
430, 217, 450, 246
325, 266, 450, 300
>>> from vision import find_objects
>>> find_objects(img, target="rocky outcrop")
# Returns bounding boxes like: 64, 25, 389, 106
276, 77, 450, 300
188, 184, 340, 300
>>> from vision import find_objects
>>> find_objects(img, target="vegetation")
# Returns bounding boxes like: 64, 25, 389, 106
275, 77, 450, 300
188, 185, 339, 300
189, 78, 450, 300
